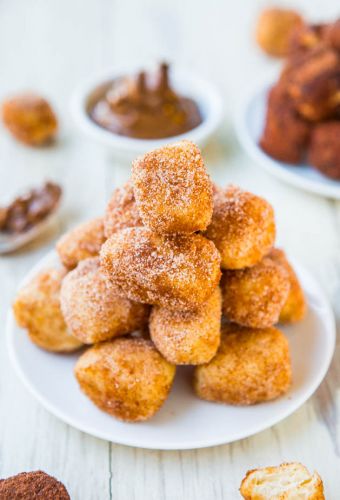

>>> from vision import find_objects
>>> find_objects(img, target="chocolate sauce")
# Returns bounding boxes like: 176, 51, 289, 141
90, 63, 202, 139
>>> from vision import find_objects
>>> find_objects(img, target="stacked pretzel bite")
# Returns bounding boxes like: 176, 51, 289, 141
13, 140, 307, 422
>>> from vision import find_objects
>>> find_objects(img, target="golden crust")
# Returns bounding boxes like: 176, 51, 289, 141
104, 180, 143, 238
13, 267, 82, 352
269, 248, 306, 323
150, 287, 222, 365
100, 227, 221, 310
240, 462, 325, 499
56, 217, 106, 270
75, 337, 176, 422
2, 93, 58, 146
256, 8, 304, 57
132, 140, 213, 233
194, 324, 292, 405
221, 257, 290, 328
204, 185, 276, 269
60, 257, 150, 344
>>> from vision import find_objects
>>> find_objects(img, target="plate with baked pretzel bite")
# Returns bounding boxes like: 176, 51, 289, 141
237, 17, 340, 199
7, 140, 335, 449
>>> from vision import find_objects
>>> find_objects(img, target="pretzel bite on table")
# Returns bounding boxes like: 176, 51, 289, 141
204, 185, 275, 270
308, 121, 340, 180
104, 180, 142, 238
0, 471, 71, 500
255, 8, 304, 57
269, 248, 306, 323
221, 256, 290, 328
150, 287, 222, 365
240, 462, 325, 500
101, 227, 221, 310
194, 324, 292, 405
259, 83, 311, 163
75, 337, 176, 422
56, 217, 106, 270
13, 267, 82, 352
2, 93, 58, 146
132, 140, 213, 233
60, 257, 149, 344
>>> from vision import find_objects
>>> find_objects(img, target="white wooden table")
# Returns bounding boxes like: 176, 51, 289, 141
0, 1, 339, 498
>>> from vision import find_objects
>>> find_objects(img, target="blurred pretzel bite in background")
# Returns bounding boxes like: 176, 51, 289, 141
60, 257, 149, 344
308, 121, 340, 180
256, 7, 304, 57
13, 140, 307, 421
324, 19, 340, 51
284, 45, 340, 122
75, 337, 176, 422
269, 248, 307, 323
2, 93, 58, 146
240, 462, 325, 499
13, 267, 82, 352
259, 12, 340, 180
132, 140, 213, 234
56, 217, 106, 270
259, 83, 311, 163
104, 180, 143, 238
194, 324, 292, 405
204, 185, 276, 269
288, 23, 328, 56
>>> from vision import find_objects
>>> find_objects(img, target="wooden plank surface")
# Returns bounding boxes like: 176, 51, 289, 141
0, 0, 339, 498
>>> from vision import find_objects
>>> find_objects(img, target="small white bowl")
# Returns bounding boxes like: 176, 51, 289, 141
71, 67, 223, 160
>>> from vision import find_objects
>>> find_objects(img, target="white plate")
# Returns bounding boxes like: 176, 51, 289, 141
7, 252, 335, 450
235, 76, 340, 199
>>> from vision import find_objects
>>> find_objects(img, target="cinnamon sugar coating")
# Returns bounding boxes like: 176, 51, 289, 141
2, 93, 58, 146
100, 227, 221, 310
221, 257, 290, 328
194, 323, 292, 405
56, 217, 106, 270
13, 267, 82, 353
204, 185, 276, 269
60, 257, 149, 344
104, 180, 143, 238
150, 287, 222, 365
269, 248, 306, 323
132, 140, 213, 233
0, 471, 70, 500
75, 337, 176, 421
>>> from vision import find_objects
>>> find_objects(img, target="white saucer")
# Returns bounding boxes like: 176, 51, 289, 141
235, 75, 340, 199
7, 252, 335, 450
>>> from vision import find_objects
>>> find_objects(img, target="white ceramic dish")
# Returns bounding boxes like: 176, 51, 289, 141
71, 67, 223, 160
7, 252, 335, 450
235, 75, 340, 199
